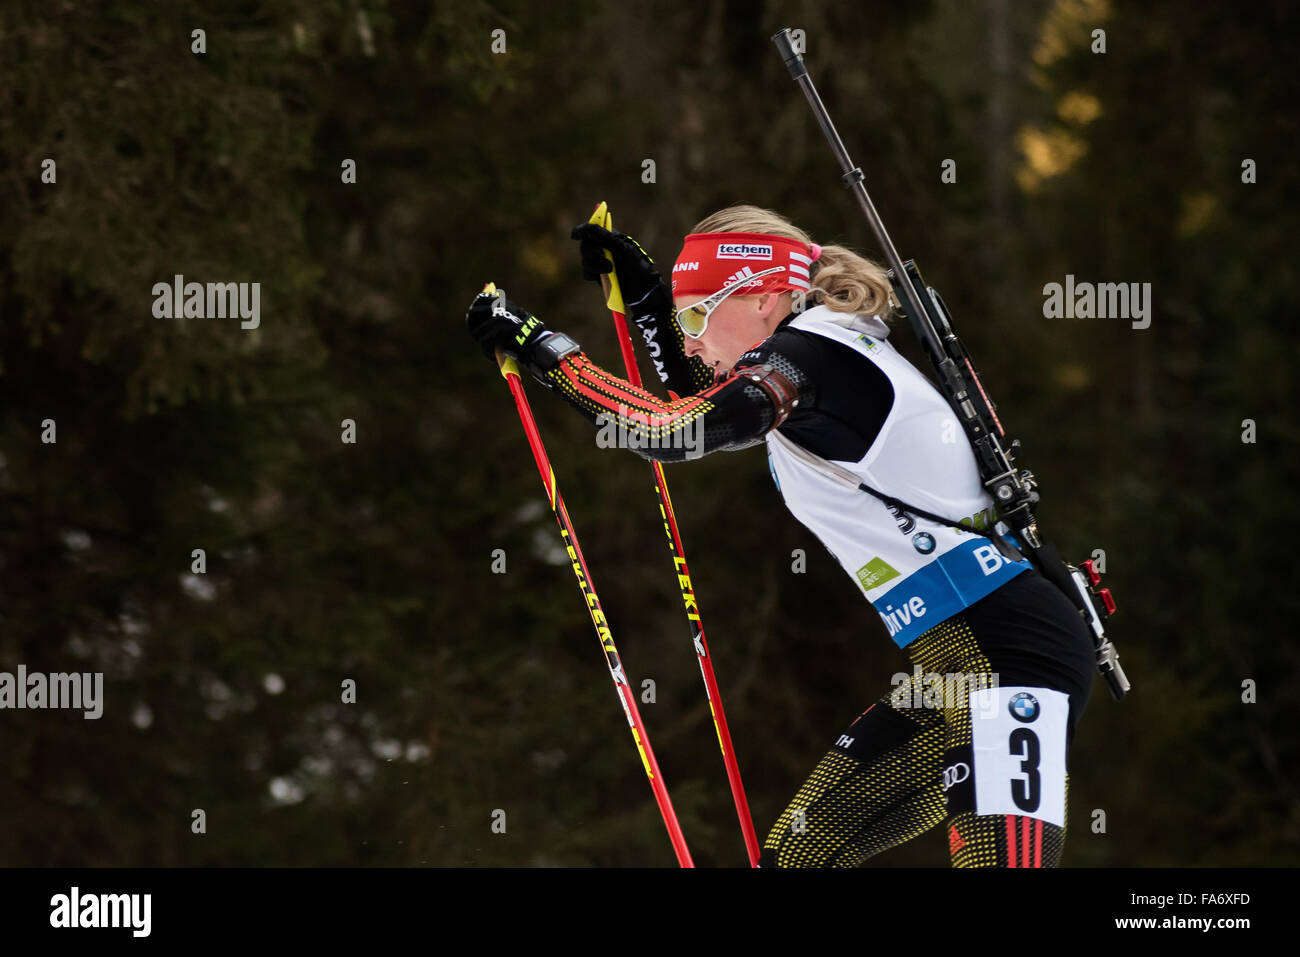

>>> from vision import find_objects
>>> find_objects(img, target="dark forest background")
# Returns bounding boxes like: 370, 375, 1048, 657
1, 0, 1297, 866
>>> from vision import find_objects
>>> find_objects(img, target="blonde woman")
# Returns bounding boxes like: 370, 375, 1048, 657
466, 205, 1095, 867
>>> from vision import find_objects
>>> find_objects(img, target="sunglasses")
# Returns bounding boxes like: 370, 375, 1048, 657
674, 266, 786, 339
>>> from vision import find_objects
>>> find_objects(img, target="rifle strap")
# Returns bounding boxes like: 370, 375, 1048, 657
766, 430, 1025, 563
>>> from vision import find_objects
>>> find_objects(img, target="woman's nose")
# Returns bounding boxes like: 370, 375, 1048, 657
683, 336, 701, 357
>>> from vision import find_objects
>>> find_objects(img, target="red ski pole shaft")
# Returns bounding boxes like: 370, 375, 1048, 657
585, 204, 762, 867
485, 300, 693, 867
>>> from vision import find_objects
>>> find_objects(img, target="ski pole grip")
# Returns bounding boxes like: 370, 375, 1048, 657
771, 29, 807, 79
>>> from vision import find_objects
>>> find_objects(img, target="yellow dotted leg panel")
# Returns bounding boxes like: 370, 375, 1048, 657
907, 614, 1073, 869
763, 612, 1076, 867
762, 702, 947, 868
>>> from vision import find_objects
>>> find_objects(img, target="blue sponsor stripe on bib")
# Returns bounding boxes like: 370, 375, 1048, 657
872, 537, 1030, 647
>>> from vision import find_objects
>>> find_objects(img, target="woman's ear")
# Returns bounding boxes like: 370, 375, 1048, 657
757, 291, 788, 322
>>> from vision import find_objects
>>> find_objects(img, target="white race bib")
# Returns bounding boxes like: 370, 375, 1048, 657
968, 685, 1068, 827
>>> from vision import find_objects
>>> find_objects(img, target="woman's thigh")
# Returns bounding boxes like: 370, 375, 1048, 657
760, 690, 948, 867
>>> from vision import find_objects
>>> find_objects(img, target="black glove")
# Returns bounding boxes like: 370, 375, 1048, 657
569, 222, 673, 321
570, 222, 702, 391
465, 288, 552, 363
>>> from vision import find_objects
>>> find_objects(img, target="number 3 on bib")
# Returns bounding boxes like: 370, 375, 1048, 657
968, 686, 1068, 827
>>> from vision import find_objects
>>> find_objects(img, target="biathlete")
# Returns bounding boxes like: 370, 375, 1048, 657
466, 204, 1096, 867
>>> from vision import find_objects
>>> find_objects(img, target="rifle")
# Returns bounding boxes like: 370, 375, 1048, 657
771, 28, 1130, 700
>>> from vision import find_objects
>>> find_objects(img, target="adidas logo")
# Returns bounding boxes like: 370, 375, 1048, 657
724, 267, 763, 288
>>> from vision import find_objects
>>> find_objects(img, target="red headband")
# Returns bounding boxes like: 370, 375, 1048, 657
670, 232, 821, 300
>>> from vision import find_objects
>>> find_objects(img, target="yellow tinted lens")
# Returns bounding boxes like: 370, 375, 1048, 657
677, 304, 709, 337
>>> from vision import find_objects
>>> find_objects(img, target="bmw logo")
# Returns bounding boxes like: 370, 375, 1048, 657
912, 532, 936, 554
1008, 692, 1040, 722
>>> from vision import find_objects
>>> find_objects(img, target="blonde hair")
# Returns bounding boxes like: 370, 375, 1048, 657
689, 205, 896, 321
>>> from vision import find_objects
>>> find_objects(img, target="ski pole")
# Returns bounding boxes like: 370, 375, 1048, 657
485, 282, 693, 867
584, 204, 762, 867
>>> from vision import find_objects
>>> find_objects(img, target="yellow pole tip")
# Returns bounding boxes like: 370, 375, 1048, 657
498, 354, 520, 379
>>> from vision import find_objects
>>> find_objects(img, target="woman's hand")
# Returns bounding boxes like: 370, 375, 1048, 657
570, 222, 671, 318
464, 287, 552, 363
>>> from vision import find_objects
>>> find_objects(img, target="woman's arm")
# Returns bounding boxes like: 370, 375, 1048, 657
540, 348, 799, 462
466, 287, 814, 463
628, 300, 718, 399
